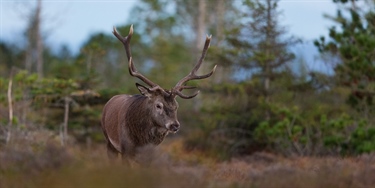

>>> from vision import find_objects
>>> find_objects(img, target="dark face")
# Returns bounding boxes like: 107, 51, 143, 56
137, 84, 180, 133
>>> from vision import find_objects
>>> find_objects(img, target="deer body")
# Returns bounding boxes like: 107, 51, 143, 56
101, 25, 216, 164
102, 93, 179, 161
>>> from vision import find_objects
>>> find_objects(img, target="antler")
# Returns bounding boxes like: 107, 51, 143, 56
113, 25, 158, 88
173, 35, 217, 99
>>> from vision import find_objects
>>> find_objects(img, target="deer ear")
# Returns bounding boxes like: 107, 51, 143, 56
136, 83, 152, 97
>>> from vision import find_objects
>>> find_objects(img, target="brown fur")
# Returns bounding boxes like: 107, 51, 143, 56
101, 87, 179, 165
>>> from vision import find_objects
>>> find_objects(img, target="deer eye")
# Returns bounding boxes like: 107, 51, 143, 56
156, 103, 163, 109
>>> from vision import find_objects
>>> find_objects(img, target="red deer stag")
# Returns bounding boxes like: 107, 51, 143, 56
101, 25, 216, 165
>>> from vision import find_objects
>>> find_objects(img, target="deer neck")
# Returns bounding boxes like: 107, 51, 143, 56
149, 126, 169, 145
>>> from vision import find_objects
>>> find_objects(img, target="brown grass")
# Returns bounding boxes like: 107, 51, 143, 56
1, 135, 374, 188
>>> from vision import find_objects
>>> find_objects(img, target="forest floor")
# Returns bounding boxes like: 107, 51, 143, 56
1, 134, 375, 188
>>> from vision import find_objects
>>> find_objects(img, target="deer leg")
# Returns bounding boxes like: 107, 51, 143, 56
106, 142, 118, 160
120, 141, 136, 167
121, 153, 132, 167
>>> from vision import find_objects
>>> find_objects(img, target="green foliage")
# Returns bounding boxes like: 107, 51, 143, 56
187, 69, 375, 156
185, 0, 306, 157
0, 77, 7, 103
0, 70, 105, 144
31, 78, 77, 96
254, 107, 375, 156
310, 0, 375, 155
253, 105, 304, 153
347, 122, 375, 154
185, 82, 258, 157
314, 0, 375, 114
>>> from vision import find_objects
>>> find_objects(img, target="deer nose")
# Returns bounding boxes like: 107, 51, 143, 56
169, 122, 180, 132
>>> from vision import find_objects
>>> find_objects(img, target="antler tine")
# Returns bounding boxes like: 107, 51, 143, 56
173, 34, 217, 99
113, 25, 133, 61
113, 25, 158, 88
193, 35, 212, 73
175, 90, 200, 99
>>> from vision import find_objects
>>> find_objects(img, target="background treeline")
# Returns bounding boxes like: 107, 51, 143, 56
1, 0, 374, 158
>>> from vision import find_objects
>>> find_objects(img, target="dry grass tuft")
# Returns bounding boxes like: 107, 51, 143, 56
0, 142, 73, 187
209, 152, 375, 188
1, 135, 374, 188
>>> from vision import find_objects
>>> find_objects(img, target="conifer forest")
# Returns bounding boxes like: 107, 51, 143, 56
1, 0, 375, 187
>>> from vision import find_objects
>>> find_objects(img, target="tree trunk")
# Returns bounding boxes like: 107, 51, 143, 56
25, 46, 32, 72
192, 0, 207, 111
216, 0, 225, 44
196, 0, 206, 50
264, 0, 272, 120
6, 76, 13, 145
36, 0, 44, 78
24, 0, 44, 77
61, 96, 70, 146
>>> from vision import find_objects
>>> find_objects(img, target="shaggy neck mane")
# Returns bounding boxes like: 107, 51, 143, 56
125, 95, 168, 146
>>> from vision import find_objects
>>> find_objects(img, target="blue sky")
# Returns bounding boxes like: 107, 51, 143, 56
0, 0, 344, 73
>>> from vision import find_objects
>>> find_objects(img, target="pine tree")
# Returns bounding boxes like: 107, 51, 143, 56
314, 0, 375, 117
227, 0, 299, 118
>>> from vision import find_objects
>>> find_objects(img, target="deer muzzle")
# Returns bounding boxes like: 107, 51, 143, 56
167, 122, 180, 133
